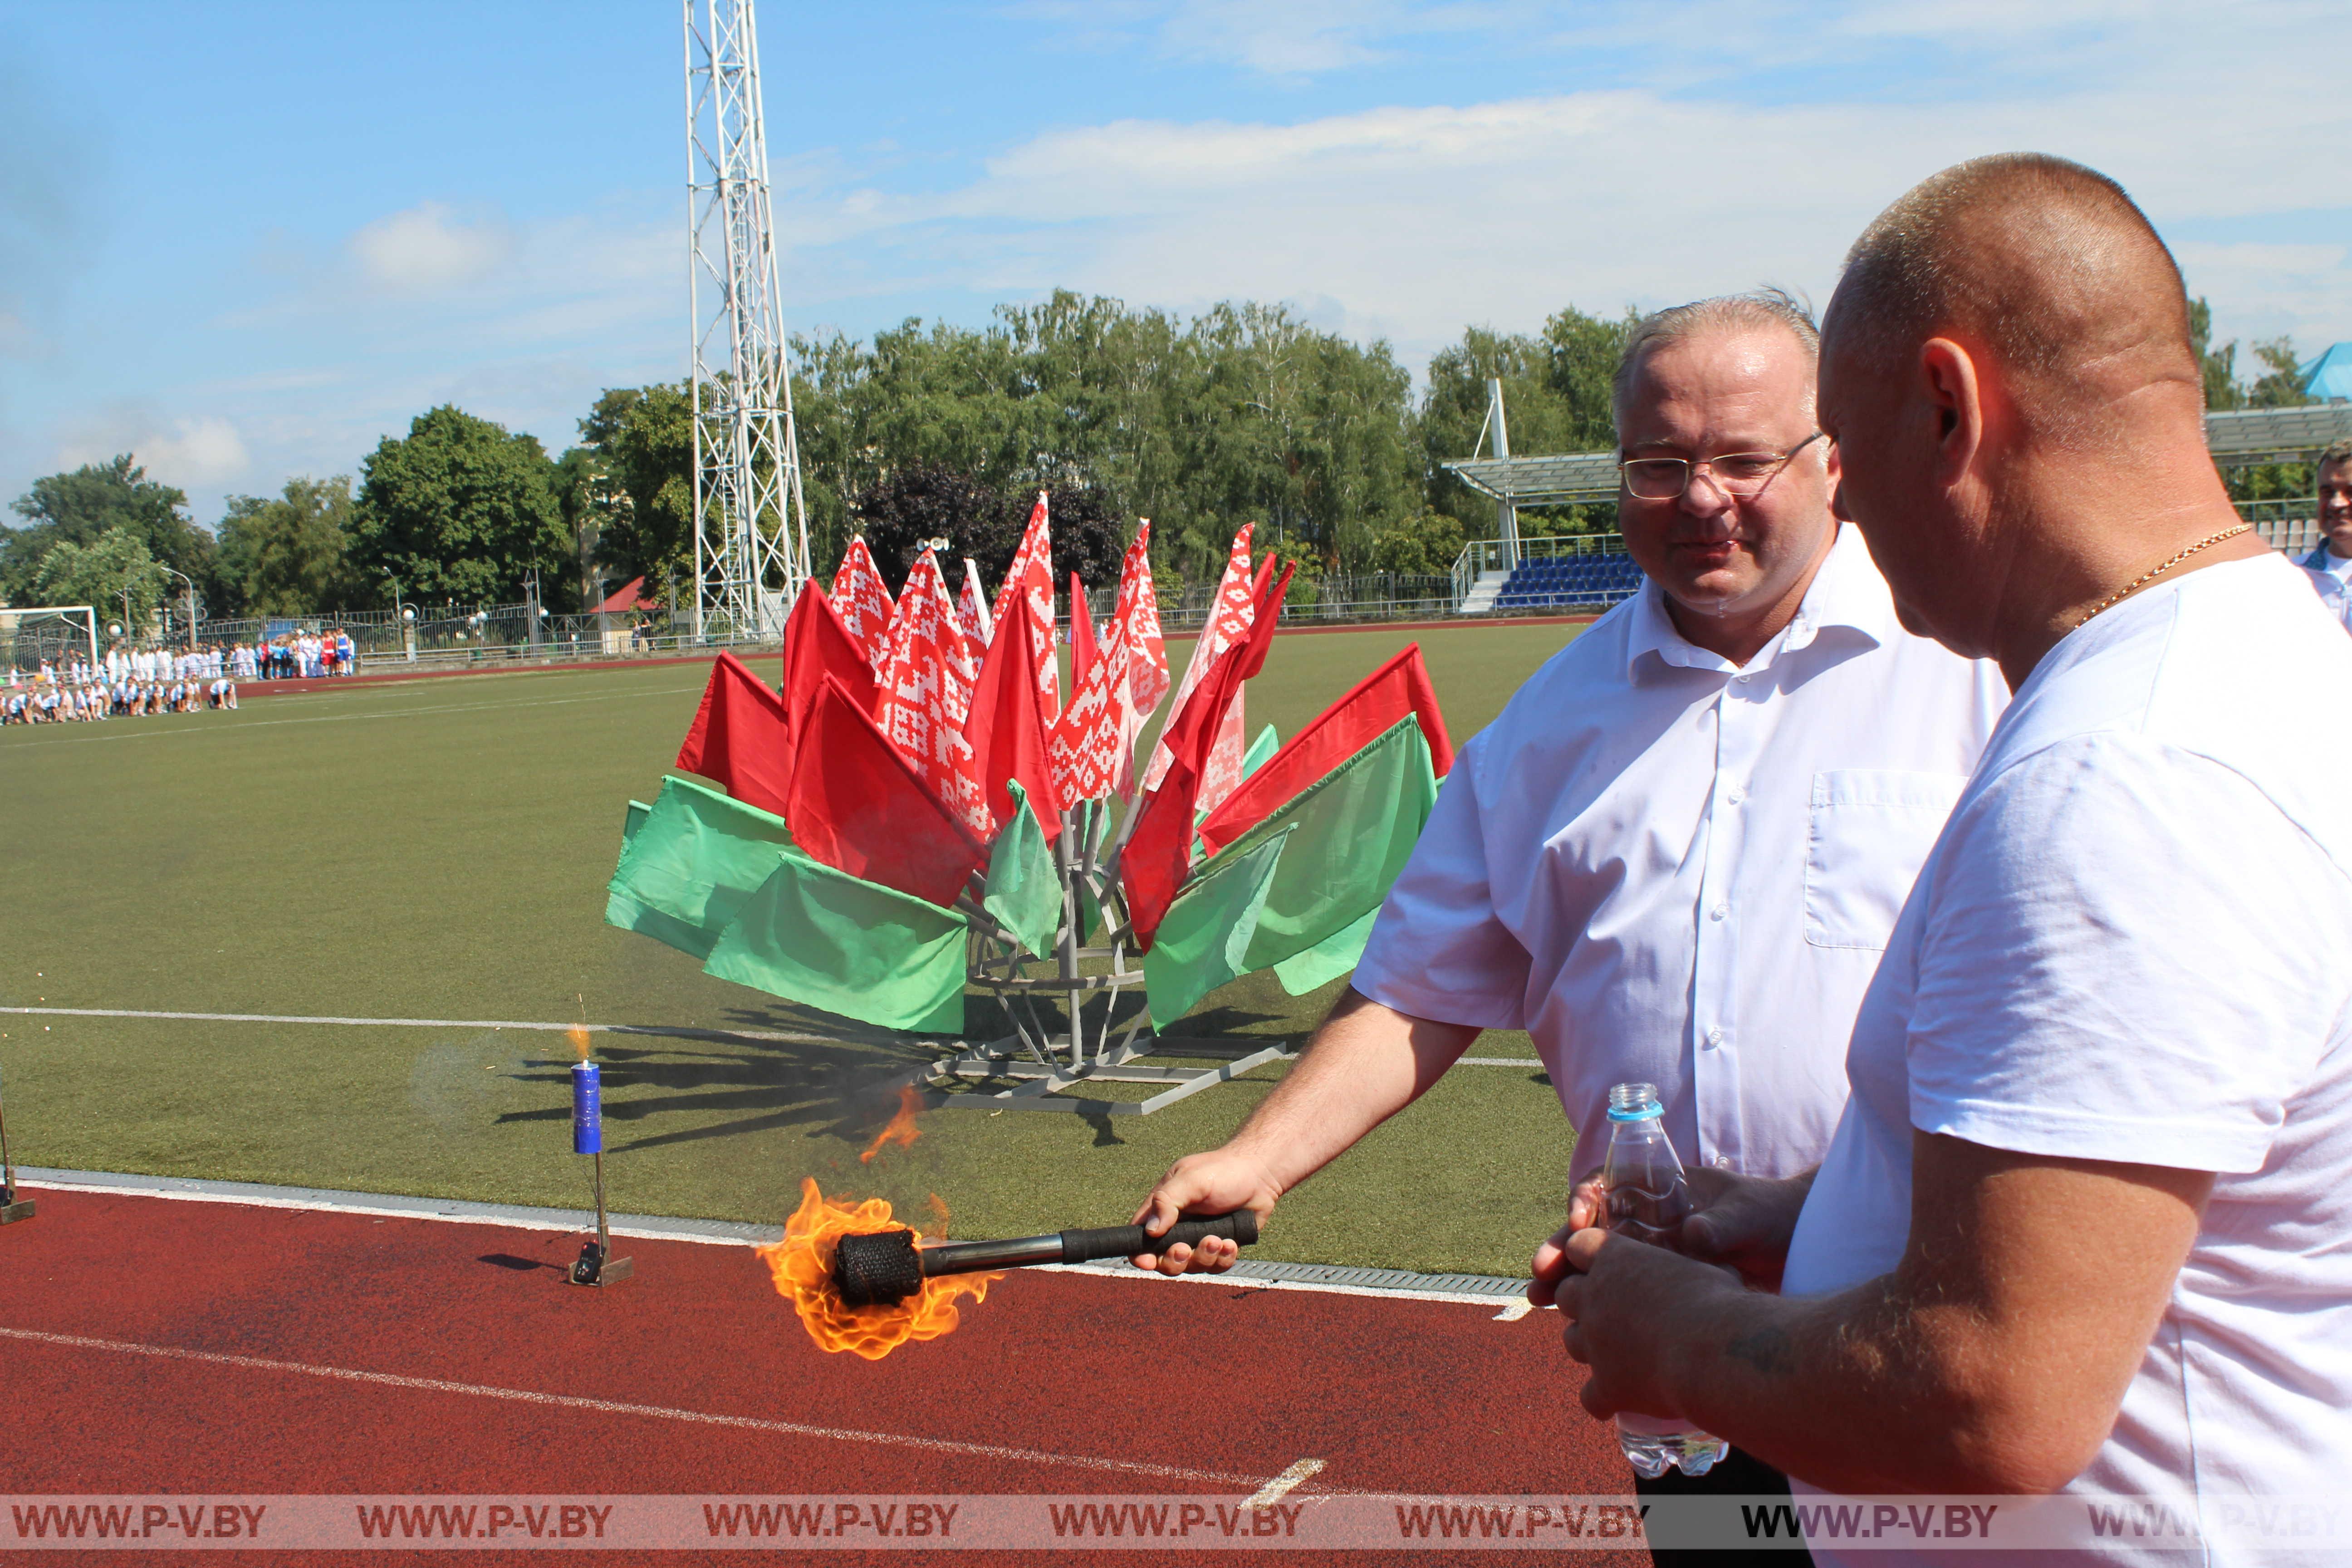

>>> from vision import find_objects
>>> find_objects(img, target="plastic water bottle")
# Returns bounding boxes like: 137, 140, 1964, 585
1601, 1081, 1730, 1480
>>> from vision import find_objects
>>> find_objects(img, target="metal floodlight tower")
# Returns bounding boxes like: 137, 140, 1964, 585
683, 0, 810, 640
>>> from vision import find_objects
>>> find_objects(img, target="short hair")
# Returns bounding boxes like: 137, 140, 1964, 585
2319, 437, 2352, 474
1825, 153, 2200, 443
1612, 287, 1819, 437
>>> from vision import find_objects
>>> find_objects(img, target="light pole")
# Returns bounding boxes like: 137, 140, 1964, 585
384, 574, 417, 663
160, 566, 197, 652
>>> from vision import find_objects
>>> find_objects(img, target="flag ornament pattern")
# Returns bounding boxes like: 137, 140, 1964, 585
872, 549, 986, 834
605, 529, 1450, 1043
829, 536, 896, 662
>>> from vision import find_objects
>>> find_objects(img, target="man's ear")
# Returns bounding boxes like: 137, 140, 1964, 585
1919, 338, 1984, 488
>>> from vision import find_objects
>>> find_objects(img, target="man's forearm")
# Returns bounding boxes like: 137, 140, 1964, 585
1220, 988, 1477, 1195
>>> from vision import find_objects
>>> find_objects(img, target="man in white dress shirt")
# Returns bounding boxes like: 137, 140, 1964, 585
1547, 154, 2352, 1565
1127, 289, 2007, 1529
2298, 439, 2352, 631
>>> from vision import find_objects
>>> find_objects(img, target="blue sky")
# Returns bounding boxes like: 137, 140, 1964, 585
3, 0, 2346, 528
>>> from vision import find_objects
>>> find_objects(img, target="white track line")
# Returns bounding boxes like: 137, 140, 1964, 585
0, 1325, 1266, 1489
1246, 1458, 1326, 1507
0, 1007, 1540, 1067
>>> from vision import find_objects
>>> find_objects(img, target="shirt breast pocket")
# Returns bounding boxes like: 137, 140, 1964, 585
1803, 769, 1966, 951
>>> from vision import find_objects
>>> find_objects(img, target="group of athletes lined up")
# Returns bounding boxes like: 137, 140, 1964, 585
3, 646, 245, 725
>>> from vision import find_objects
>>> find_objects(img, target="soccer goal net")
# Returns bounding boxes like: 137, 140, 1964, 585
0, 606, 99, 677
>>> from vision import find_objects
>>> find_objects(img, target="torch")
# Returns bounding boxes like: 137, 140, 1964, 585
0, 1060, 34, 1225
567, 1057, 632, 1286
830, 1210, 1259, 1308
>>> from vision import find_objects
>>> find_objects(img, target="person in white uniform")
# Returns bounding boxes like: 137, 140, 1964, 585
2298, 438, 2352, 631
1127, 289, 2008, 1537
1545, 154, 2352, 1565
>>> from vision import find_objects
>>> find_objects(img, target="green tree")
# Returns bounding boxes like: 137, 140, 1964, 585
2188, 297, 2244, 412
2246, 337, 2315, 409
33, 527, 171, 634
3, 455, 217, 608
215, 476, 359, 617
1367, 511, 1466, 576
348, 406, 568, 607
577, 383, 695, 598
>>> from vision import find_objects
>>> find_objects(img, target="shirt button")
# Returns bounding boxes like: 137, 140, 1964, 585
1704, 1026, 1725, 1048
1709, 902, 1729, 921
1725, 786, 1745, 805
1735, 672, 1752, 683
1712, 1155, 1732, 1169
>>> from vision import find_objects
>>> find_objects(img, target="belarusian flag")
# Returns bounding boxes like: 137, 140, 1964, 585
968, 570, 1064, 840
674, 652, 795, 819
787, 676, 987, 909
872, 549, 986, 834
830, 536, 896, 663
990, 492, 1059, 719
1119, 562, 1294, 949
1112, 521, 1169, 718
605, 773, 799, 960
1045, 594, 1128, 804
1143, 523, 1254, 797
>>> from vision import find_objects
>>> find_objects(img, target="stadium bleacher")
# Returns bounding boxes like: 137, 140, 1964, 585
1491, 551, 1647, 612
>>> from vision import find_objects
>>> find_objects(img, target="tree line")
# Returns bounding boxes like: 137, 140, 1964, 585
0, 290, 2326, 627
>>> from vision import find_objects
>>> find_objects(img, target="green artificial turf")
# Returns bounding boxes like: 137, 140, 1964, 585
0, 620, 1587, 1277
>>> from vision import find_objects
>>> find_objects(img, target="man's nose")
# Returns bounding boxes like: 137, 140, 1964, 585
1679, 470, 1736, 522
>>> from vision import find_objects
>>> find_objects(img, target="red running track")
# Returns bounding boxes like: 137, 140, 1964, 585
1, 1187, 1642, 1564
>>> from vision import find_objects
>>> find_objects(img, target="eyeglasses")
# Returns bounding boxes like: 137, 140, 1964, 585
1618, 431, 1825, 501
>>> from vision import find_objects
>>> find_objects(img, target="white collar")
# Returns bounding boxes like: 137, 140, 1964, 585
1626, 524, 1896, 680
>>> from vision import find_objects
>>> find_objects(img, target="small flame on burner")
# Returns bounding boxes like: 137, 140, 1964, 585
566, 1025, 592, 1062
755, 1178, 995, 1360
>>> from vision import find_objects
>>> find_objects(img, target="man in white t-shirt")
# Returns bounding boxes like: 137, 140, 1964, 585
1544, 154, 2352, 1564
2298, 439, 2352, 632
1127, 290, 2007, 1537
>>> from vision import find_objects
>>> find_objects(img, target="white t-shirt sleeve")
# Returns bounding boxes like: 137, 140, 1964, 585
1351, 737, 1533, 1032
1905, 734, 2348, 1174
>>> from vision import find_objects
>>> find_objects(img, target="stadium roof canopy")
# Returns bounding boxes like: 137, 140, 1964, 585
1444, 402, 2352, 506
2301, 343, 2352, 402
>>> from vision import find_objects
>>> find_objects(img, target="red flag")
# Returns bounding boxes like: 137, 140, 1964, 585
1112, 521, 1169, 718
829, 537, 896, 663
781, 578, 877, 735
1195, 644, 1454, 859
787, 677, 987, 909
1118, 563, 1295, 949
990, 492, 1059, 719
969, 577, 1063, 841
1143, 523, 1253, 792
1047, 606, 1128, 804
1068, 572, 1099, 694
872, 549, 986, 835
675, 652, 794, 819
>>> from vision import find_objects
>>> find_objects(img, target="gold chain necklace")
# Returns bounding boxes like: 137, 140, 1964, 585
2069, 522, 2253, 630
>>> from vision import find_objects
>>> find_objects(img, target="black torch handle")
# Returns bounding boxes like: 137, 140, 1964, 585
1058, 1209, 1259, 1265
909, 1210, 1261, 1281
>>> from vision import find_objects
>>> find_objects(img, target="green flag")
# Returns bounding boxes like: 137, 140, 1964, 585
704, 848, 969, 1034
1270, 905, 1380, 996
622, 799, 652, 843
1241, 723, 1280, 780
1215, 717, 1436, 977
983, 780, 1062, 959
604, 774, 798, 960
1143, 825, 1292, 1028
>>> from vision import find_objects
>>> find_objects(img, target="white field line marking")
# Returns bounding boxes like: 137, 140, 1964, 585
0, 684, 701, 749
10, 1177, 758, 1248
1247, 1458, 1326, 1508
0, 1007, 1537, 1066
1491, 1298, 1536, 1322
0, 1325, 1266, 1489
0, 1007, 875, 1047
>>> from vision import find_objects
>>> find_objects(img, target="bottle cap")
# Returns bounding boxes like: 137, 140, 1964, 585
1606, 1081, 1663, 1121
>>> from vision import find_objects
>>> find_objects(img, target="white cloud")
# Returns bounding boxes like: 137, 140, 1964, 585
56, 409, 251, 492
347, 201, 514, 293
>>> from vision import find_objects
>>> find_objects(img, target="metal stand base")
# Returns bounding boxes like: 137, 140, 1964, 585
0, 1197, 34, 1225
921, 1034, 1292, 1117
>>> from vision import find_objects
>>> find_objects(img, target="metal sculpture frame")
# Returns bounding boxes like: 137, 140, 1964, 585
684, 0, 811, 640
918, 799, 1290, 1116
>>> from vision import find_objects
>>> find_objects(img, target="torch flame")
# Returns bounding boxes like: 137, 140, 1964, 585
566, 1025, 592, 1062
858, 1084, 924, 1165
755, 1178, 996, 1360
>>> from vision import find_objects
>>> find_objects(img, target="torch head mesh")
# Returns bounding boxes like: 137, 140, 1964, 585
833, 1228, 923, 1308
